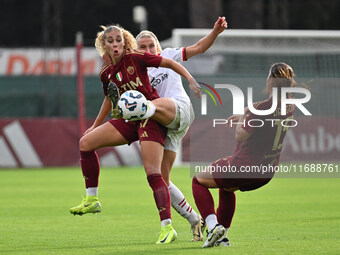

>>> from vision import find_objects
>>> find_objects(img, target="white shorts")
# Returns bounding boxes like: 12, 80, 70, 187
164, 98, 195, 152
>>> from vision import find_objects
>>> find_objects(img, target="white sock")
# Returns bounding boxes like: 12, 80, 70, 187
86, 187, 98, 196
225, 227, 229, 237
168, 182, 200, 226
161, 218, 171, 227
206, 214, 218, 232
142, 101, 156, 119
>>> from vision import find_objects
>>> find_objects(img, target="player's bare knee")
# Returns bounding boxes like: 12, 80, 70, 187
194, 175, 203, 184
195, 172, 216, 188
144, 163, 161, 176
196, 176, 210, 187
79, 136, 91, 151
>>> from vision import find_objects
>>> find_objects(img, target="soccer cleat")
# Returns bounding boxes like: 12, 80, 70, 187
107, 82, 122, 118
215, 233, 231, 247
191, 215, 206, 241
156, 224, 177, 244
202, 224, 226, 248
111, 106, 122, 119
69, 196, 102, 215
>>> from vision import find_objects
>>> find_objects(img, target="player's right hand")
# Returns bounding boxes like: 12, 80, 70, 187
189, 77, 202, 98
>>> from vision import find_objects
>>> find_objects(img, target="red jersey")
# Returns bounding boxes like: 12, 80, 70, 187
100, 50, 162, 100
232, 97, 295, 167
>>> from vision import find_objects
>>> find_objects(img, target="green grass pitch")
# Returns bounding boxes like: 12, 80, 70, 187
1, 166, 339, 255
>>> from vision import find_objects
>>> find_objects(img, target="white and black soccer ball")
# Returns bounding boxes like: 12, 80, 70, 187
118, 90, 147, 121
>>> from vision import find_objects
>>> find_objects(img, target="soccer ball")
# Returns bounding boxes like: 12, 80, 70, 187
118, 90, 148, 121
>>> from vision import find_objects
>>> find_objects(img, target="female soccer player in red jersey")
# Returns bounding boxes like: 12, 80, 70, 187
192, 62, 296, 248
134, 17, 227, 242
69, 24, 201, 244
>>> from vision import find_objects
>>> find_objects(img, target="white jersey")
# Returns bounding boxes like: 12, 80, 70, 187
147, 47, 190, 103
148, 47, 194, 152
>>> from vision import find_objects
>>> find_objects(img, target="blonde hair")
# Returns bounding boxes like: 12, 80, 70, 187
95, 25, 137, 57
136, 30, 162, 54
265, 62, 296, 96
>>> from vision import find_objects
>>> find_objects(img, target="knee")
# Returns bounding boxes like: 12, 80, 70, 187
144, 162, 161, 176
153, 98, 175, 114
192, 175, 200, 185
193, 175, 216, 188
79, 136, 91, 151
193, 173, 206, 185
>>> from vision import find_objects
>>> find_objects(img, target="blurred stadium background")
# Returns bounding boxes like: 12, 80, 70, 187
1, 0, 340, 168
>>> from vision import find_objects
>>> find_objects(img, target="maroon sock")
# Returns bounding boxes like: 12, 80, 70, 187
192, 177, 215, 220
147, 174, 171, 221
80, 150, 100, 188
216, 189, 236, 228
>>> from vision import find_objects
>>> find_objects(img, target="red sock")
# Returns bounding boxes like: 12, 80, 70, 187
192, 177, 215, 220
147, 174, 171, 221
216, 189, 236, 228
80, 150, 100, 188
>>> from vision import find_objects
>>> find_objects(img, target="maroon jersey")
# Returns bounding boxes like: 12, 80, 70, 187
212, 97, 295, 190
233, 97, 295, 167
100, 50, 162, 100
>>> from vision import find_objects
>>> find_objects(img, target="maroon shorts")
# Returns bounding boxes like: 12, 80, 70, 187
109, 118, 167, 146
212, 156, 272, 192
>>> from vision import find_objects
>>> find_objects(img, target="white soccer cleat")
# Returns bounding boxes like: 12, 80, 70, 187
214, 232, 230, 247
202, 224, 226, 248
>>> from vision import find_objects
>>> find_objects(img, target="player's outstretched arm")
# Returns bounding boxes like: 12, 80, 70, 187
159, 57, 202, 98
234, 107, 252, 142
234, 114, 251, 142
226, 107, 251, 142
185, 16, 227, 60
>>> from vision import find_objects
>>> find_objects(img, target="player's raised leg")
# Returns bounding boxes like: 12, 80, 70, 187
118, 96, 176, 125
146, 98, 176, 125
70, 122, 128, 215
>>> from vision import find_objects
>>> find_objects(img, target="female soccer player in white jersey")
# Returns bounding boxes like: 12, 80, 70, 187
135, 17, 227, 242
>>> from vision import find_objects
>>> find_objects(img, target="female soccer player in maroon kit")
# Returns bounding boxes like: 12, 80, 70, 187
69, 24, 201, 244
135, 17, 227, 242
192, 62, 296, 248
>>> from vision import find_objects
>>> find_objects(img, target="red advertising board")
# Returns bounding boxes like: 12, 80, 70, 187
0, 117, 339, 168
0, 118, 141, 168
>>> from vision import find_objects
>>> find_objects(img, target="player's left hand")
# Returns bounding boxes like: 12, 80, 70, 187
84, 125, 95, 135
213, 16, 228, 34
189, 77, 202, 98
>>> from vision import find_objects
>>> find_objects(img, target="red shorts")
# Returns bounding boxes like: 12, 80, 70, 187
212, 156, 272, 192
109, 118, 167, 146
